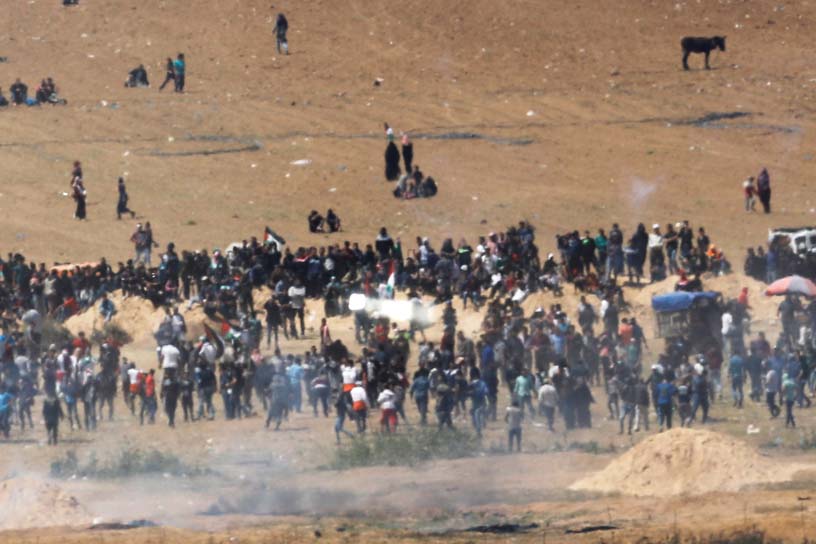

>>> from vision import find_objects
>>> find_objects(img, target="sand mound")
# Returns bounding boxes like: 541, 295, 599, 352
64, 293, 166, 345
571, 428, 805, 497
0, 477, 90, 529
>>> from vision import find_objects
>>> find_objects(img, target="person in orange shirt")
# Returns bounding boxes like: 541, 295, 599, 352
140, 369, 157, 425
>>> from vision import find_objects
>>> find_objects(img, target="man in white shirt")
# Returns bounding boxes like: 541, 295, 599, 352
537, 380, 559, 432
377, 386, 397, 433
350, 381, 369, 433
160, 343, 181, 378
199, 338, 217, 366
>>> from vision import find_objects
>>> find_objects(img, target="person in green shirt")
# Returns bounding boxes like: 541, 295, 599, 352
595, 229, 608, 276
783, 373, 797, 428
513, 369, 534, 419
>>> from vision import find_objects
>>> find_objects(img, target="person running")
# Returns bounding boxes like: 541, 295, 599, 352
158, 57, 175, 91
116, 177, 136, 219
333, 388, 355, 443
274, 13, 289, 55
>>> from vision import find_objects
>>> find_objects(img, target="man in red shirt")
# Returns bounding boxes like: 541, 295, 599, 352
71, 331, 90, 358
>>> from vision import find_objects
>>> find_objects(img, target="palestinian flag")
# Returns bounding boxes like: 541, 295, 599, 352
203, 323, 226, 359
264, 227, 286, 248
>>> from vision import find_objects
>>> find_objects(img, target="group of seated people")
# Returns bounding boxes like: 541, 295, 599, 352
0, 78, 64, 106
393, 165, 438, 199
308, 209, 341, 233
125, 64, 149, 88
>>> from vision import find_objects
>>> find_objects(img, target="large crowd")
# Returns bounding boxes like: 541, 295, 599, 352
2, 213, 811, 451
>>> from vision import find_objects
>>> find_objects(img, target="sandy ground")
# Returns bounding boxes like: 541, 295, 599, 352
2, 0, 816, 541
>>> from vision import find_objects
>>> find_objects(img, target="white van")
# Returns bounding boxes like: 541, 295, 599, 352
768, 227, 816, 256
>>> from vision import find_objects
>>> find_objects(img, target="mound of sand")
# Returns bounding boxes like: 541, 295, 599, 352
571, 428, 805, 497
64, 293, 167, 345
0, 477, 90, 529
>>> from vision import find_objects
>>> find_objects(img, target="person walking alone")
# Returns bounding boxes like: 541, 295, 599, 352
71, 163, 87, 220
116, 177, 136, 219
274, 13, 289, 55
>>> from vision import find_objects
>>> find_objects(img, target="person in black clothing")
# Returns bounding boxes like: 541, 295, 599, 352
264, 296, 282, 348
757, 168, 771, 214
158, 58, 175, 91
401, 134, 414, 173
308, 210, 324, 232
10, 78, 27, 105
0, 87, 8, 107
125, 64, 149, 87
42, 394, 64, 445
162, 376, 180, 427
116, 177, 136, 219
385, 141, 401, 181
375, 227, 394, 259
326, 209, 341, 232
274, 13, 289, 54
180, 372, 195, 422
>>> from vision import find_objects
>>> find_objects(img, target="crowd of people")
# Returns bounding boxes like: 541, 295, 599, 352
0, 211, 809, 451
0, 77, 66, 107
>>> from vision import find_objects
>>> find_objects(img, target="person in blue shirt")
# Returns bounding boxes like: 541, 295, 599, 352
729, 351, 745, 408
468, 368, 488, 437
656, 376, 678, 431
410, 365, 430, 425
99, 293, 116, 323
173, 53, 185, 93
0, 386, 14, 438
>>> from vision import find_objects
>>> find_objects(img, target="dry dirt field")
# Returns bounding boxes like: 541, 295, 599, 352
2, 0, 816, 542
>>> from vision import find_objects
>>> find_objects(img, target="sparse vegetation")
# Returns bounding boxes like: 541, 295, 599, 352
329, 429, 480, 469
50, 447, 207, 479
40, 318, 73, 349
635, 528, 783, 544
90, 322, 133, 346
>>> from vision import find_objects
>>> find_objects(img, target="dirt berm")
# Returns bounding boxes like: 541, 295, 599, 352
571, 428, 808, 497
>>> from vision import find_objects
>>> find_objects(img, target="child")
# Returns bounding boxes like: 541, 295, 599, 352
505, 400, 523, 452
743, 177, 756, 212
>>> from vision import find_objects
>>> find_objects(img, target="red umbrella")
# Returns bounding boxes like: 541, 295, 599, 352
764, 275, 816, 297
